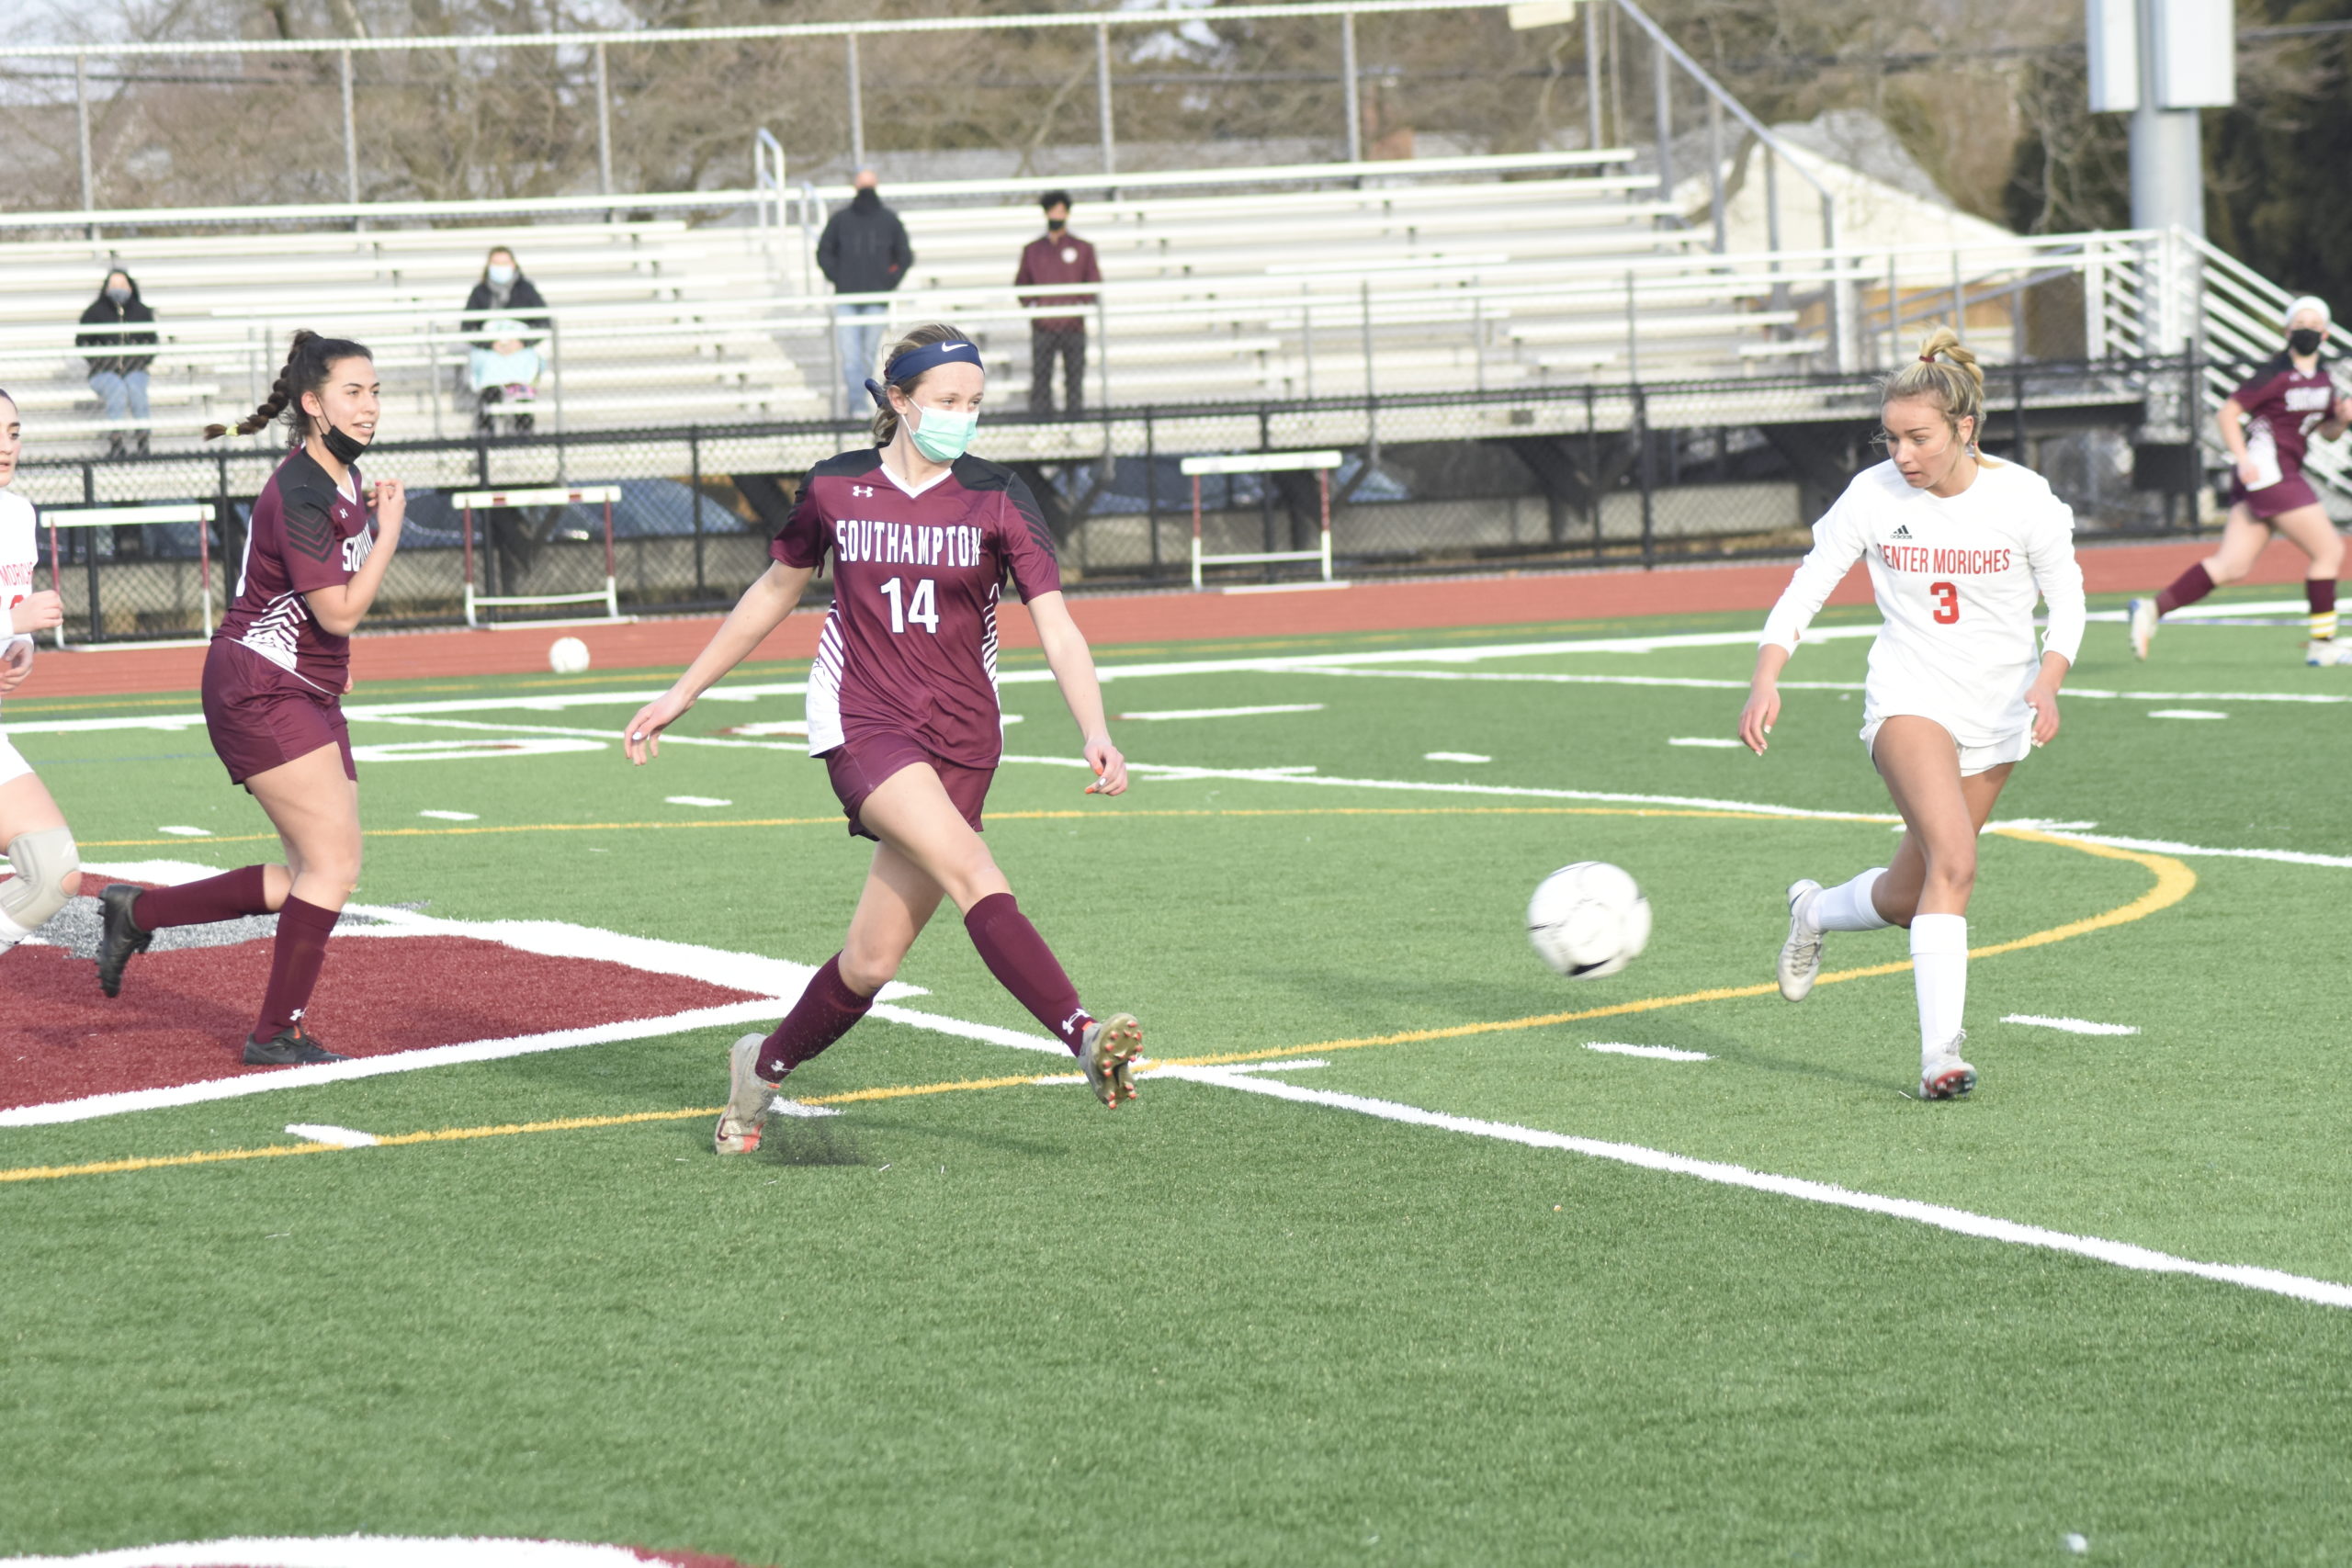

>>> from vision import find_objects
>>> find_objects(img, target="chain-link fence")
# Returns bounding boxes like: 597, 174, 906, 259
11, 355, 2218, 641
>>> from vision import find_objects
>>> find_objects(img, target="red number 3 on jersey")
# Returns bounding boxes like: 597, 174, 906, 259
1929, 581, 1960, 625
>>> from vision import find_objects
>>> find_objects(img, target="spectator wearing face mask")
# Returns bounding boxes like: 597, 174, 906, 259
77, 269, 158, 457
1013, 191, 1102, 417
461, 246, 550, 433
817, 171, 916, 416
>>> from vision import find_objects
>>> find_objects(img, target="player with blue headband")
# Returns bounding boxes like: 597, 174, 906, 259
624, 321, 1147, 1154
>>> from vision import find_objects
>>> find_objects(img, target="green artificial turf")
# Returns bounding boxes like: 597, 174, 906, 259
3, 586, 2349, 1566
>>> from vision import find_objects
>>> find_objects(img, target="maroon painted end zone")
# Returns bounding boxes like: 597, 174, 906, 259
0, 936, 761, 1112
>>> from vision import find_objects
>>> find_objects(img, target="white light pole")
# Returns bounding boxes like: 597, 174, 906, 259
2086, 0, 2233, 239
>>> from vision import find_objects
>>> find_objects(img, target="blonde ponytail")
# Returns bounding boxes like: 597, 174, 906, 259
1882, 325, 1995, 458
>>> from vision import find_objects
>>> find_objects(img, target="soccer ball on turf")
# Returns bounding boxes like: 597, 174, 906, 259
548, 636, 592, 674
1527, 861, 1652, 979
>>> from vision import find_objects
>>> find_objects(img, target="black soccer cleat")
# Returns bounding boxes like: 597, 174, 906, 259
95, 883, 154, 998
243, 1024, 351, 1066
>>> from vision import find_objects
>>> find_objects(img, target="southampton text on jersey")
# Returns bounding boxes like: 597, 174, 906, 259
833, 519, 986, 570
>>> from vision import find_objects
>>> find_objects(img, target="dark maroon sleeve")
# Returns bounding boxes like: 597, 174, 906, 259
1080, 241, 1102, 285
276, 470, 352, 595
769, 479, 834, 570
2231, 368, 2286, 413
1014, 242, 1037, 288
997, 473, 1062, 603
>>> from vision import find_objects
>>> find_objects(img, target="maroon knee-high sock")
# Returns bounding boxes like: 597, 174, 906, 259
2155, 562, 2214, 617
963, 892, 1091, 1054
253, 896, 339, 1041
755, 954, 873, 1081
2309, 576, 2338, 632
132, 865, 270, 931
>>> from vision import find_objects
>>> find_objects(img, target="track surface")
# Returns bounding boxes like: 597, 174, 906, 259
18, 535, 2312, 700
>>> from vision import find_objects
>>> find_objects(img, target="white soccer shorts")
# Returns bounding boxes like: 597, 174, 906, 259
1861, 716, 2031, 778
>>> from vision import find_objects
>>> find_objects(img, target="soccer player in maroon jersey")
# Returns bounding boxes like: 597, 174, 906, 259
624, 322, 1146, 1155
2131, 296, 2352, 665
95, 333, 407, 1065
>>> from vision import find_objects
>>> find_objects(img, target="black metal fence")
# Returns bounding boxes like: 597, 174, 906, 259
13, 355, 2222, 641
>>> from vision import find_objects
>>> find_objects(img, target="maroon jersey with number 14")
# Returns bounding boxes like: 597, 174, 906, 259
773, 449, 1062, 769
216, 446, 378, 694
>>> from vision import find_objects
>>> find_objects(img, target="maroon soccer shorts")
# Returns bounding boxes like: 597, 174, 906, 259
822, 728, 993, 841
200, 644, 356, 787
2229, 472, 2321, 519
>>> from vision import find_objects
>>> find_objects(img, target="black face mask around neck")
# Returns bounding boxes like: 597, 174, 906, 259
2290, 327, 2324, 356
319, 422, 368, 467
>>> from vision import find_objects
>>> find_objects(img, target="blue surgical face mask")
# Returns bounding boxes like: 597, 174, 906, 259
488, 264, 517, 286
907, 400, 977, 462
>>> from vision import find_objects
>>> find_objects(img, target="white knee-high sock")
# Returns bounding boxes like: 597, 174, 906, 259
1812, 867, 1893, 932
0, 903, 32, 953
1909, 913, 1969, 1061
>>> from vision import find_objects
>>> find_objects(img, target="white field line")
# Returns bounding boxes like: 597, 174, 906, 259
2002, 1015, 2141, 1035
1287, 664, 2352, 706
0, 1538, 710, 1567
2147, 709, 2227, 720
1584, 1042, 1712, 1061
2084, 597, 2306, 622
997, 756, 2352, 870
1110, 704, 1326, 720
1, 628, 1879, 739
1159, 1067, 2352, 1312
1668, 737, 1743, 748
285, 1123, 379, 1147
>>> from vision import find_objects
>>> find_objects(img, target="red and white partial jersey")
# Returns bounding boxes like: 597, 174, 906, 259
216, 446, 377, 694
772, 449, 1063, 767
1760, 458, 2086, 746
0, 489, 36, 681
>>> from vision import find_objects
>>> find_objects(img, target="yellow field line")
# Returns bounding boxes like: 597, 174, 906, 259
78, 802, 1851, 850
2, 829, 2193, 1186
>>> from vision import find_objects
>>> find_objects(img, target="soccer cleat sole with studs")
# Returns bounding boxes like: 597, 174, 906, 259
1080, 1013, 1145, 1108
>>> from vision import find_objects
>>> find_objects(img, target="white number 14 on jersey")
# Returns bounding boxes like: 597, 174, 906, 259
879, 576, 939, 635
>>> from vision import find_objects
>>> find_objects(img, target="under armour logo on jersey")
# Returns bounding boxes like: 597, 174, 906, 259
851, 485, 876, 498
1889, 525, 1913, 539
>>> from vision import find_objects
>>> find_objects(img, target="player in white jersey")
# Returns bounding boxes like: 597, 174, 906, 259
1738, 329, 2087, 1100
0, 389, 85, 958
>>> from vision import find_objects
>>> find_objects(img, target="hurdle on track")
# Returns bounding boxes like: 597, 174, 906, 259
41, 502, 217, 648
452, 486, 623, 627
1179, 450, 1341, 591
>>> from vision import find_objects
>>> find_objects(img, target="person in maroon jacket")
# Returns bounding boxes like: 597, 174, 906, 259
624, 322, 1146, 1156
95, 332, 407, 1065
2131, 295, 2352, 666
1013, 190, 1102, 416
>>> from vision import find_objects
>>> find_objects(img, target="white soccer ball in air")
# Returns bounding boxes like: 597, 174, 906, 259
548, 636, 592, 675
1527, 861, 1652, 979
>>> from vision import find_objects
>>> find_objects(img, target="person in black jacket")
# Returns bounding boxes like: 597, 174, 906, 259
461, 245, 550, 433
77, 269, 158, 457
816, 172, 914, 416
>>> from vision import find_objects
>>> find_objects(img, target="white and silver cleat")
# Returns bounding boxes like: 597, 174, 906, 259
2305, 638, 2348, 667
1919, 1034, 1978, 1100
1777, 879, 1825, 1001
2128, 597, 2157, 661
714, 1032, 781, 1155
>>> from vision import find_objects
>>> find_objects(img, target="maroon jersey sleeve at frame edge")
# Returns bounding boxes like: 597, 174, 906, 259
993, 469, 1063, 604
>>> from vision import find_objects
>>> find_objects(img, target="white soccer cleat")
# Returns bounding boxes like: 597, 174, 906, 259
1777, 879, 1825, 1001
2128, 598, 2157, 661
714, 1032, 780, 1155
2305, 639, 2349, 667
1919, 1034, 1978, 1100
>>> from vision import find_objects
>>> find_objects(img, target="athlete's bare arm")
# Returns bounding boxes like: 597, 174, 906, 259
1738, 642, 1794, 754
2023, 649, 2070, 746
625, 559, 814, 763
1027, 589, 1127, 795
2216, 399, 2260, 486
304, 479, 407, 636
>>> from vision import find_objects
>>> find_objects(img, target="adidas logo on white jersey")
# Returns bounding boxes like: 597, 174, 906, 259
1889, 525, 1912, 539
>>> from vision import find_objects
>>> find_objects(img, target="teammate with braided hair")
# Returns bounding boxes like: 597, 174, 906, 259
94, 333, 406, 1065
1740, 326, 2087, 1100
0, 389, 84, 958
